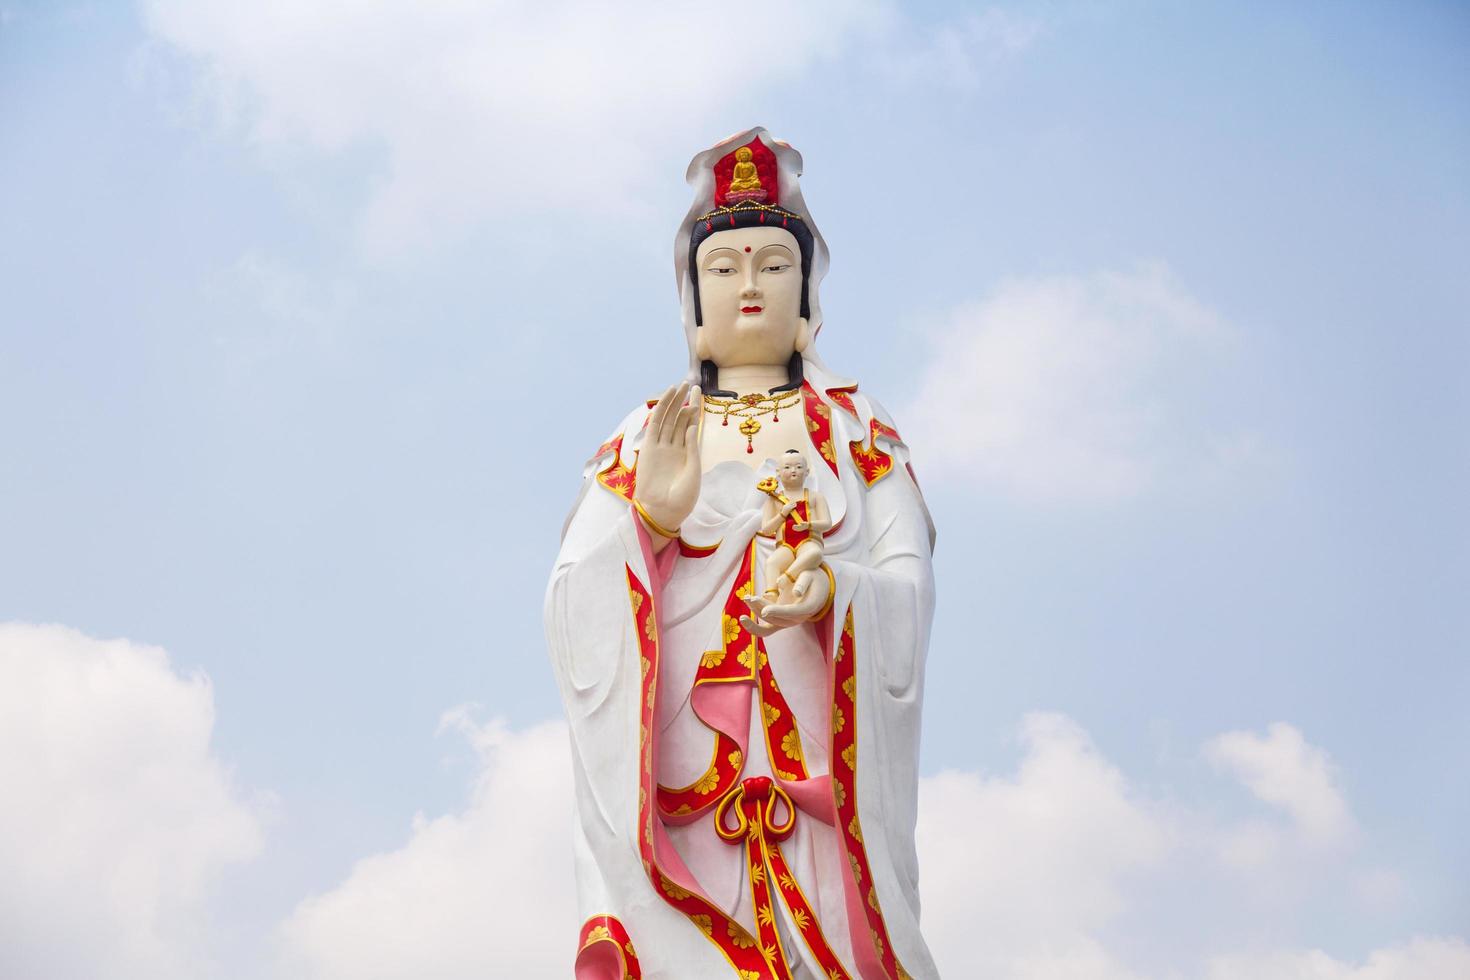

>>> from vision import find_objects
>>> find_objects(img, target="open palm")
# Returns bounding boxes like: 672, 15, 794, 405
633, 382, 702, 533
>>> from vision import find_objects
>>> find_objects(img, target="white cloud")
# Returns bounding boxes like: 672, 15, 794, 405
139, 0, 885, 256
917, 713, 1165, 978
276, 710, 576, 980
0, 623, 265, 980
1206, 936, 1470, 980
902, 262, 1258, 503
915, 716, 1456, 980
1205, 721, 1357, 855
1352, 867, 1409, 909
0, 637, 1431, 980
275, 708, 1460, 980
137, 2, 1060, 258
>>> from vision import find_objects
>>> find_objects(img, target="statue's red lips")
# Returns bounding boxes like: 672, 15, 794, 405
741, 306, 763, 314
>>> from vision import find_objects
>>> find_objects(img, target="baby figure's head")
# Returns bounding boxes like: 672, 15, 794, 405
777, 450, 809, 491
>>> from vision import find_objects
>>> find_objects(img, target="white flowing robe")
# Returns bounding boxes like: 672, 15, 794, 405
546, 383, 939, 980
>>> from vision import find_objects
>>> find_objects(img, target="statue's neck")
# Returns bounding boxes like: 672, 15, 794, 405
715, 363, 791, 395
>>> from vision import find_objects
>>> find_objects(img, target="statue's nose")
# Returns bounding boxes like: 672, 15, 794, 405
741, 264, 761, 297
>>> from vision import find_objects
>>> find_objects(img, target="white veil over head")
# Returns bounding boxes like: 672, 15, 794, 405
673, 127, 852, 391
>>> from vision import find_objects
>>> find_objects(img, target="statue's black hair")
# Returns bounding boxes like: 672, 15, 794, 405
689, 209, 815, 397
698, 352, 803, 398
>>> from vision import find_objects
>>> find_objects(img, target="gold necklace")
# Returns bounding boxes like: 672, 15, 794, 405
703, 390, 802, 454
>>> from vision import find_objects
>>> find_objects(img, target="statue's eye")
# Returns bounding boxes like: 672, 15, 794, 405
763, 264, 790, 274
708, 266, 736, 276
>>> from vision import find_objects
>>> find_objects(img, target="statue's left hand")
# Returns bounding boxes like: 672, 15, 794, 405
760, 567, 830, 628
632, 383, 702, 536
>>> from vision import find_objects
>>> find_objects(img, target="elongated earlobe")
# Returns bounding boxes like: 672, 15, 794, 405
695, 329, 709, 361
794, 317, 812, 354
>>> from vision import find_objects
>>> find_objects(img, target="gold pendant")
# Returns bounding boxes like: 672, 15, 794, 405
739, 417, 761, 454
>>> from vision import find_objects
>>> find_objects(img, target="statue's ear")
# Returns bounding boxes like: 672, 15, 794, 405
695, 328, 710, 361
794, 317, 812, 354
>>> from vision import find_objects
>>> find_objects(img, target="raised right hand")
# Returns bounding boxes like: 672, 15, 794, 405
633, 382, 702, 534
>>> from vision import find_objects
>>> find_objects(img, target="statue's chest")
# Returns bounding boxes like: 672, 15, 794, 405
699, 408, 812, 469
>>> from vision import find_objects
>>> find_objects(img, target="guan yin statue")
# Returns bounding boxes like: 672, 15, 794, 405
546, 128, 939, 979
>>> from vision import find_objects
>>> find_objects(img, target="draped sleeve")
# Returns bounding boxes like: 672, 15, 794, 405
545, 404, 741, 978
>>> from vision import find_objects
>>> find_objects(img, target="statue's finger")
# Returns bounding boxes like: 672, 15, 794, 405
659, 382, 690, 442
671, 401, 696, 447
764, 592, 816, 623
771, 572, 828, 623
682, 389, 702, 465
761, 605, 805, 627
648, 385, 676, 439
683, 419, 702, 468
687, 387, 702, 442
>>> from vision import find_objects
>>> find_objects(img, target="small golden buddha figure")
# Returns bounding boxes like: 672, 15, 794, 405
727, 146, 762, 194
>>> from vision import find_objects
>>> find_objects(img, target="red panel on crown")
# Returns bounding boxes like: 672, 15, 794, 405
713, 137, 780, 207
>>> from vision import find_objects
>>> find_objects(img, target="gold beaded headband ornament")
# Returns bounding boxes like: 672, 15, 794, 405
695, 199, 804, 228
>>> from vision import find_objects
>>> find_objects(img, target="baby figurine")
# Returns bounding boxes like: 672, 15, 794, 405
741, 450, 832, 635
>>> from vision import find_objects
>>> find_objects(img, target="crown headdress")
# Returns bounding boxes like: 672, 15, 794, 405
695, 137, 802, 228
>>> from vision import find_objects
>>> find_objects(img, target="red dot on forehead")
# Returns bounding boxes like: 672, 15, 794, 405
744, 246, 752, 253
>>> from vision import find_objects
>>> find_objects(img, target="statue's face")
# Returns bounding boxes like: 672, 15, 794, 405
695, 226, 805, 368
778, 453, 808, 487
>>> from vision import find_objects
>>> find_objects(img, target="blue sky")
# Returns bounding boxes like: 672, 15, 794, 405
1, 2, 1467, 978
